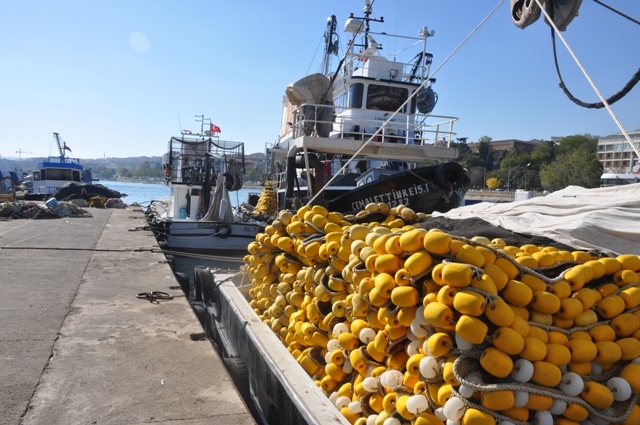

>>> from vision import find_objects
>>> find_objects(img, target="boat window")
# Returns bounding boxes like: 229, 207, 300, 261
366, 85, 409, 112
73, 170, 81, 182
335, 91, 348, 109
46, 168, 74, 181
33, 171, 41, 181
349, 83, 364, 109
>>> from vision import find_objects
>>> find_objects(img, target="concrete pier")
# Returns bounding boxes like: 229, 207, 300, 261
0, 206, 255, 425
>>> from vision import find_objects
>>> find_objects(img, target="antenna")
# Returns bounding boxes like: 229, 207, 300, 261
177, 110, 183, 132
194, 114, 211, 135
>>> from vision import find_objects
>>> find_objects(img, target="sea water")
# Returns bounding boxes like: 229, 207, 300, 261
100, 180, 258, 208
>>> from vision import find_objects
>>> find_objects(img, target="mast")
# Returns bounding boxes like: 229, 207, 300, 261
53, 132, 66, 163
321, 15, 339, 76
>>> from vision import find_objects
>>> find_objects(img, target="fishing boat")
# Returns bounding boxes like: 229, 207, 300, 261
174, 2, 640, 425
23, 132, 94, 200
145, 123, 264, 253
266, 1, 469, 215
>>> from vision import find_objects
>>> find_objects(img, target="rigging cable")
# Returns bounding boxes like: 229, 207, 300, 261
308, 0, 506, 205
535, 0, 640, 161
306, 32, 326, 76
549, 0, 640, 110
592, 0, 640, 26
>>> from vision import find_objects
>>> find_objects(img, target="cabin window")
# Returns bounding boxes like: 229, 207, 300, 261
34, 171, 41, 181
335, 91, 348, 109
46, 168, 74, 181
73, 170, 81, 182
366, 85, 409, 112
349, 83, 364, 109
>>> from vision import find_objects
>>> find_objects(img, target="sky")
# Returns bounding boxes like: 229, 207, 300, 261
1, 1, 639, 160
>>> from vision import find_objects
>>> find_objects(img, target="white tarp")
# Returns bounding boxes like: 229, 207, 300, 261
201, 174, 233, 223
434, 184, 640, 256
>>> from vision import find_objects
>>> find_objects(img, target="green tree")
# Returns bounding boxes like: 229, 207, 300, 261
477, 136, 493, 171
245, 165, 264, 183
556, 134, 598, 156
530, 141, 555, 164
539, 149, 603, 190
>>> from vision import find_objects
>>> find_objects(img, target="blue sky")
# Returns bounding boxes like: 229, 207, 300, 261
1, 1, 638, 159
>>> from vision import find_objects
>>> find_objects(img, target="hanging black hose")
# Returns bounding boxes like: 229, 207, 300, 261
550, 0, 640, 108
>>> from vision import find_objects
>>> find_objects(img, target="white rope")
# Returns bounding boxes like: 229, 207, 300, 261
307, 0, 506, 205
534, 0, 640, 161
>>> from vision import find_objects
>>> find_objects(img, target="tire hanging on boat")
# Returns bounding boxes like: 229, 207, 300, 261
217, 224, 231, 238
434, 162, 467, 191
223, 163, 244, 192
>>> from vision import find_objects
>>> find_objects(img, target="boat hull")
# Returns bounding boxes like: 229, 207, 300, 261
328, 162, 469, 214
149, 218, 262, 253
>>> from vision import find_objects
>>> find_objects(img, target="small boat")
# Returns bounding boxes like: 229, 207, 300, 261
600, 166, 640, 187
24, 132, 94, 200
267, 1, 469, 215
146, 123, 264, 254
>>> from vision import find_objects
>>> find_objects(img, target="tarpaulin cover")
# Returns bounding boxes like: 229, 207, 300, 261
434, 184, 640, 256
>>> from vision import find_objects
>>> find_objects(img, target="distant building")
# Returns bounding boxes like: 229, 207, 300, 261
467, 139, 547, 167
597, 130, 640, 172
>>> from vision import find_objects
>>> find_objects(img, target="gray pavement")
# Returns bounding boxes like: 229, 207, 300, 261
0, 206, 255, 425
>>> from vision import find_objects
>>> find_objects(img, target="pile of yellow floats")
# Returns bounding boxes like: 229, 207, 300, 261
253, 180, 278, 217
244, 202, 640, 425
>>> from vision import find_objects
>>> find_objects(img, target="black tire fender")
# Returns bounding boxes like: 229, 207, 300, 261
217, 224, 231, 238
198, 267, 216, 305
223, 172, 234, 191
434, 162, 465, 191
193, 266, 215, 304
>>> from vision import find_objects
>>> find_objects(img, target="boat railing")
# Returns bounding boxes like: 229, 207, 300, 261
43, 156, 82, 165
283, 102, 457, 148
340, 29, 433, 84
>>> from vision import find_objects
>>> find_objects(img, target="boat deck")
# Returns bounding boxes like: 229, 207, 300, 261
0, 206, 255, 425
276, 135, 458, 162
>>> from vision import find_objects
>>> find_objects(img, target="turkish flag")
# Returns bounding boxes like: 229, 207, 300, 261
210, 124, 221, 133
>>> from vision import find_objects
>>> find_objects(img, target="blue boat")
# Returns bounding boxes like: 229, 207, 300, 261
24, 132, 93, 200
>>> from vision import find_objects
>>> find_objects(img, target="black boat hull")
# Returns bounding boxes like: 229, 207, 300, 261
327, 162, 469, 215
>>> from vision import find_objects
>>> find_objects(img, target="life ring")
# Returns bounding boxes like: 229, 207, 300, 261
217, 225, 231, 238
434, 162, 466, 191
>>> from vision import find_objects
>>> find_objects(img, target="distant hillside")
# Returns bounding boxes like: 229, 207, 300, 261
1, 153, 266, 173
0, 156, 164, 172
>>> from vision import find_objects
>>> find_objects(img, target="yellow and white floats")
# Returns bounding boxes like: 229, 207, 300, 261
244, 202, 640, 425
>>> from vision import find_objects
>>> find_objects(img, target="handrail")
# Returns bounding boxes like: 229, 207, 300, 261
282, 102, 458, 147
